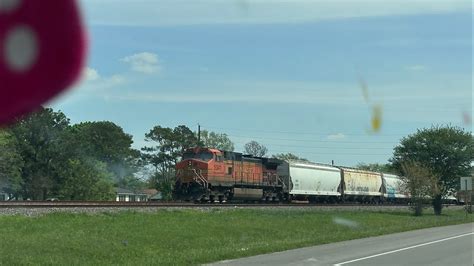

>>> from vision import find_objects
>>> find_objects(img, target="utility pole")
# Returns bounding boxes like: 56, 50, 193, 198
197, 124, 201, 146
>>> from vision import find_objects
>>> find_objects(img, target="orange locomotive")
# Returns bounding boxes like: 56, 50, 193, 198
174, 147, 290, 202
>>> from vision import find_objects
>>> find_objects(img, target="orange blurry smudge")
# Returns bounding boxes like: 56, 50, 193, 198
370, 104, 383, 133
357, 75, 382, 133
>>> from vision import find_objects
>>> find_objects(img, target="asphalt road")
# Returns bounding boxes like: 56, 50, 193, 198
211, 223, 473, 266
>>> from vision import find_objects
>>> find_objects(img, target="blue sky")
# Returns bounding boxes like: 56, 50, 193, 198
50, 0, 472, 166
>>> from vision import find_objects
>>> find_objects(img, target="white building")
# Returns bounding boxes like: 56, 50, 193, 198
115, 188, 148, 202
0, 190, 9, 201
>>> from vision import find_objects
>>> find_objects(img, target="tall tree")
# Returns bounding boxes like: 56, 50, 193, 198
390, 125, 473, 215
10, 107, 70, 200
0, 129, 24, 197
142, 125, 198, 194
64, 121, 140, 182
199, 130, 234, 151
244, 141, 268, 157
142, 126, 174, 185
272, 153, 308, 162
172, 125, 198, 163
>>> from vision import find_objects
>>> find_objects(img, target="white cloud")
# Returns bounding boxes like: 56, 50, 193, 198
81, 0, 470, 26
327, 133, 346, 140
121, 52, 161, 74
78, 67, 125, 89
405, 65, 427, 71
83, 67, 100, 81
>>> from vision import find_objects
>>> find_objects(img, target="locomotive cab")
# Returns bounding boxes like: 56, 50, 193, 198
176, 147, 223, 180
174, 147, 224, 201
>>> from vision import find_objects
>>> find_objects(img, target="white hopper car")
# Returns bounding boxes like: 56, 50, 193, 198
382, 173, 409, 203
289, 163, 342, 202
288, 162, 409, 203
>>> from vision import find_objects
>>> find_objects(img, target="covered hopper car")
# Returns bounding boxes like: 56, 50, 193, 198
340, 167, 383, 203
288, 163, 341, 202
382, 173, 409, 203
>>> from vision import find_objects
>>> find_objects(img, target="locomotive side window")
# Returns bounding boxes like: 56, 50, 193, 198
227, 167, 233, 175
199, 152, 214, 161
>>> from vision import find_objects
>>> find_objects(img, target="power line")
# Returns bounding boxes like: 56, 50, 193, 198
202, 124, 406, 137
232, 142, 394, 150
198, 125, 397, 156
265, 149, 391, 156
226, 133, 398, 144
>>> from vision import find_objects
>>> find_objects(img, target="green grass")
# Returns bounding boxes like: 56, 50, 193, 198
0, 208, 471, 265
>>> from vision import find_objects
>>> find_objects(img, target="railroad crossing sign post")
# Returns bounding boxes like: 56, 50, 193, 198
460, 177, 472, 214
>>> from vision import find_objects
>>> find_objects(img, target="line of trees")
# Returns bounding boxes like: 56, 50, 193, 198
0, 108, 141, 200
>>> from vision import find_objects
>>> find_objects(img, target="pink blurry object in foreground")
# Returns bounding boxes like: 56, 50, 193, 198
0, 0, 86, 125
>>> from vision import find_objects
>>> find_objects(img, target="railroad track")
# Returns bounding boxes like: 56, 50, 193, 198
0, 201, 434, 208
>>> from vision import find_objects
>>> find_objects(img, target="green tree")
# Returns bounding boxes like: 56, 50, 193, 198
356, 163, 395, 173
57, 159, 115, 201
391, 126, 474, 215
172, 125, 199, 162
10, 107, 70, 200
149, 172, 174, 200
0, 130, 24, 198
244, 141, 268, 157
64, 121, 140, 183
142, 125, 198, 195
10, 109, 122, 200
272, 153, 309, 162
399, 161, 438, 216
198, 130, 234, 151
142, 126, 174, 183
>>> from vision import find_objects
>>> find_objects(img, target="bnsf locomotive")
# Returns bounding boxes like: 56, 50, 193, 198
174, 147, 458, 204
174, 147, 290, 202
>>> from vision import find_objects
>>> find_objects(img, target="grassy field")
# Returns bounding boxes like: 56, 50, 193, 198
0, 208, 471, 265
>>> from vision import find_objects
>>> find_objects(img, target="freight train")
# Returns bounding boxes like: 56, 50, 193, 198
173, 147, 457, 204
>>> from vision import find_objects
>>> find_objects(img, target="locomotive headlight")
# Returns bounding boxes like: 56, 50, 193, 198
188, 161, 192, 166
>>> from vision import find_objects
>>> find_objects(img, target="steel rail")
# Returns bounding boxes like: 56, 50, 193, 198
0, 201, 444, 208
